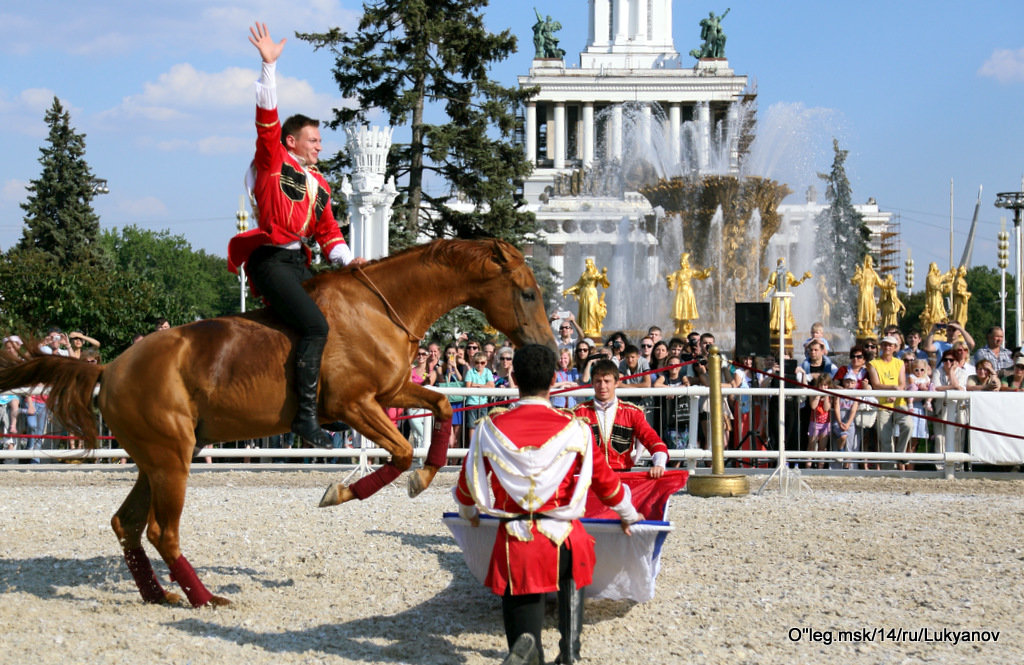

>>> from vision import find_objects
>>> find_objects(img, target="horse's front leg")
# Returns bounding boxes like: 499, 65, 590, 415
318, 396, 419, 508
383, 381, 458, 498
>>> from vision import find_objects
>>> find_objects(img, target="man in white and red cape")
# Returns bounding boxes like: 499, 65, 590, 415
454, 344, 641, 665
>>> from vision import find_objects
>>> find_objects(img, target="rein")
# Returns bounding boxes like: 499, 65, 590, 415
352, 265, 423, 343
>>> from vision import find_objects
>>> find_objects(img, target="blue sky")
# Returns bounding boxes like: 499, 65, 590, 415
1, 1, 1023, 280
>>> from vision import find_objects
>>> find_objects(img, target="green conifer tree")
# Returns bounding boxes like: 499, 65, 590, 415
815, 138, 870, 335
298, 0, 537, 249
18, 97, 102, 266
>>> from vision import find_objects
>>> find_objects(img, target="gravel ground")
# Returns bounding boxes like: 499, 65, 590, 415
0, 469, 1021, 664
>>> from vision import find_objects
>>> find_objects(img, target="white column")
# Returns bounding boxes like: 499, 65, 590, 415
345, 125, 398, 261
545, 105, 555, 164
553, 102, 566, 169
636, 0, 648, 42
611, 104, 623, 162
697, 102, 711, 173
582, 102, 595, 167
550, 243, 565, 288
669, 103, 681, 169
615, 0, 629, 41
592, 0, 610, 46
525, 102, 537, 164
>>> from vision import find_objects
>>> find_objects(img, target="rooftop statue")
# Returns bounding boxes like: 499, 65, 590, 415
532, 9, 566, 60
689, 8, 730, 60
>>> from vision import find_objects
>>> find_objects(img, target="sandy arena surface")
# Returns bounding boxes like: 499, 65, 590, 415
0, 469, 1021, 664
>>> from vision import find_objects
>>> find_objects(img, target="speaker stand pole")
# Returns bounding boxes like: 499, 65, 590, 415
757, 292, 809, 495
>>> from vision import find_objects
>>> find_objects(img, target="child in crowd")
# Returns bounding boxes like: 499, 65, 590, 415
802, 321, 832, 357
832, 374, 860, 469
905, 358, 932, 468
463, 351, 495, 442
806, 373, 832, 468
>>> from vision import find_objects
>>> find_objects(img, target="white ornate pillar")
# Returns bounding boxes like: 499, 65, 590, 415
343, 125, 399, 261
553, 102, 566, 169
582, 102, 595, 167
615, 0, 629, 41
525, 102, 537, 164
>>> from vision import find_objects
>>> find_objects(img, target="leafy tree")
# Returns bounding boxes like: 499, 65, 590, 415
959, 265, 1017, 348
298, 0, 537, 247
18, 97, 102, 266
98, 226, 240, 321
815, 139, 869, 336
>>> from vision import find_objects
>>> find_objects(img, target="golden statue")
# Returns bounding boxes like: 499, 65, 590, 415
850, 254, 882, 338
878, 274, 906, 330
816, 274, 833, 328
665, 252, 713, 336
949, 265, 971, 328
760, 257, 812, 338
920, 261, 949, 335
562, 258, 610, 339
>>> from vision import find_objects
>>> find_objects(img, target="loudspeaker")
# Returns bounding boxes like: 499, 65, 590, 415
735, 302, 770, 358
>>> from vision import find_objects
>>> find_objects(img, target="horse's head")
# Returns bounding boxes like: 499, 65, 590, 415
458, 239, 556, 351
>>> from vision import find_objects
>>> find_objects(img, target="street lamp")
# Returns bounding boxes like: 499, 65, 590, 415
995, 186, 1024, 346
998, 218, 1010, 334
235, 196, 250, 313
89, 177, 109, 195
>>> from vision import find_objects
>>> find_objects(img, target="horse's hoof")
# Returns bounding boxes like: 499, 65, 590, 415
208, 595, 232, 607
162, 591, 184, 605
319, 483, 342, 507
407, 469, 428, 498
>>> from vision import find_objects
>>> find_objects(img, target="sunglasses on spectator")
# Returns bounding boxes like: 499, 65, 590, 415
850, 353, 864, 359
474, 361, 487, 366
467, 345, 479, 350
500, 356, 513, 361
641, 343, 653, 348
416, 351, 428, 356
560, 326, 571, 330
865, 344, 877, 348
941, 357, 954, 363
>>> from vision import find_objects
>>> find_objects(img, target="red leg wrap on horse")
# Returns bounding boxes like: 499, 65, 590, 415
123, 547, 167, 604
425, 418, 453, 468
167, 554, 214, 607
350, 463, 403, 500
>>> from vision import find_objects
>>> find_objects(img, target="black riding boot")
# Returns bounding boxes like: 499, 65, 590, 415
555, 580, 584, 664
291, 336, 333, 449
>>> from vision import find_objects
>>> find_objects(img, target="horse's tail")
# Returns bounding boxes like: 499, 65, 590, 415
0, 354, 104, 448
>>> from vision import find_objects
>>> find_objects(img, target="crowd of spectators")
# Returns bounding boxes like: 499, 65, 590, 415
5, 314, 1022, 469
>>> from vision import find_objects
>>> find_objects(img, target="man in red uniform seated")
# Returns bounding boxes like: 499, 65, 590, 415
454, 344, 641, 665
228, 23, 366, 449
573, 359, 668, 476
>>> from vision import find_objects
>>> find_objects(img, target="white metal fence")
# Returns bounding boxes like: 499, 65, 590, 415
0, 385, 996, 478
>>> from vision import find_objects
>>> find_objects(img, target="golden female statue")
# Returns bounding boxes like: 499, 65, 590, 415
665, 252, 713, 336
816, 274, 833, 328
878, 274, 906, 330
850, 254, 882, 338
949, 265, 971, 328
760, 258, 812, 338
920, 261, 949, 334
562, 258, 610, 339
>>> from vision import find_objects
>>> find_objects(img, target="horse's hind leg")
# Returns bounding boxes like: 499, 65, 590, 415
144, 465, 230, 607
110, 472, 181, 604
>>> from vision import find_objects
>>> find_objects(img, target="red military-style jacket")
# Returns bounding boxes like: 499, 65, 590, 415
572, 399, 669, 471
227, 105, 347, 276
454, 399, 630, 596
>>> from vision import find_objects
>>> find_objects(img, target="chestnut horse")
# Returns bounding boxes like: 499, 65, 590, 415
0, 239, 554, 607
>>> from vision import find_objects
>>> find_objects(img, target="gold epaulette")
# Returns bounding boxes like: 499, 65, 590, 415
487, 406, 510, 417
618, 400, 644, 413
